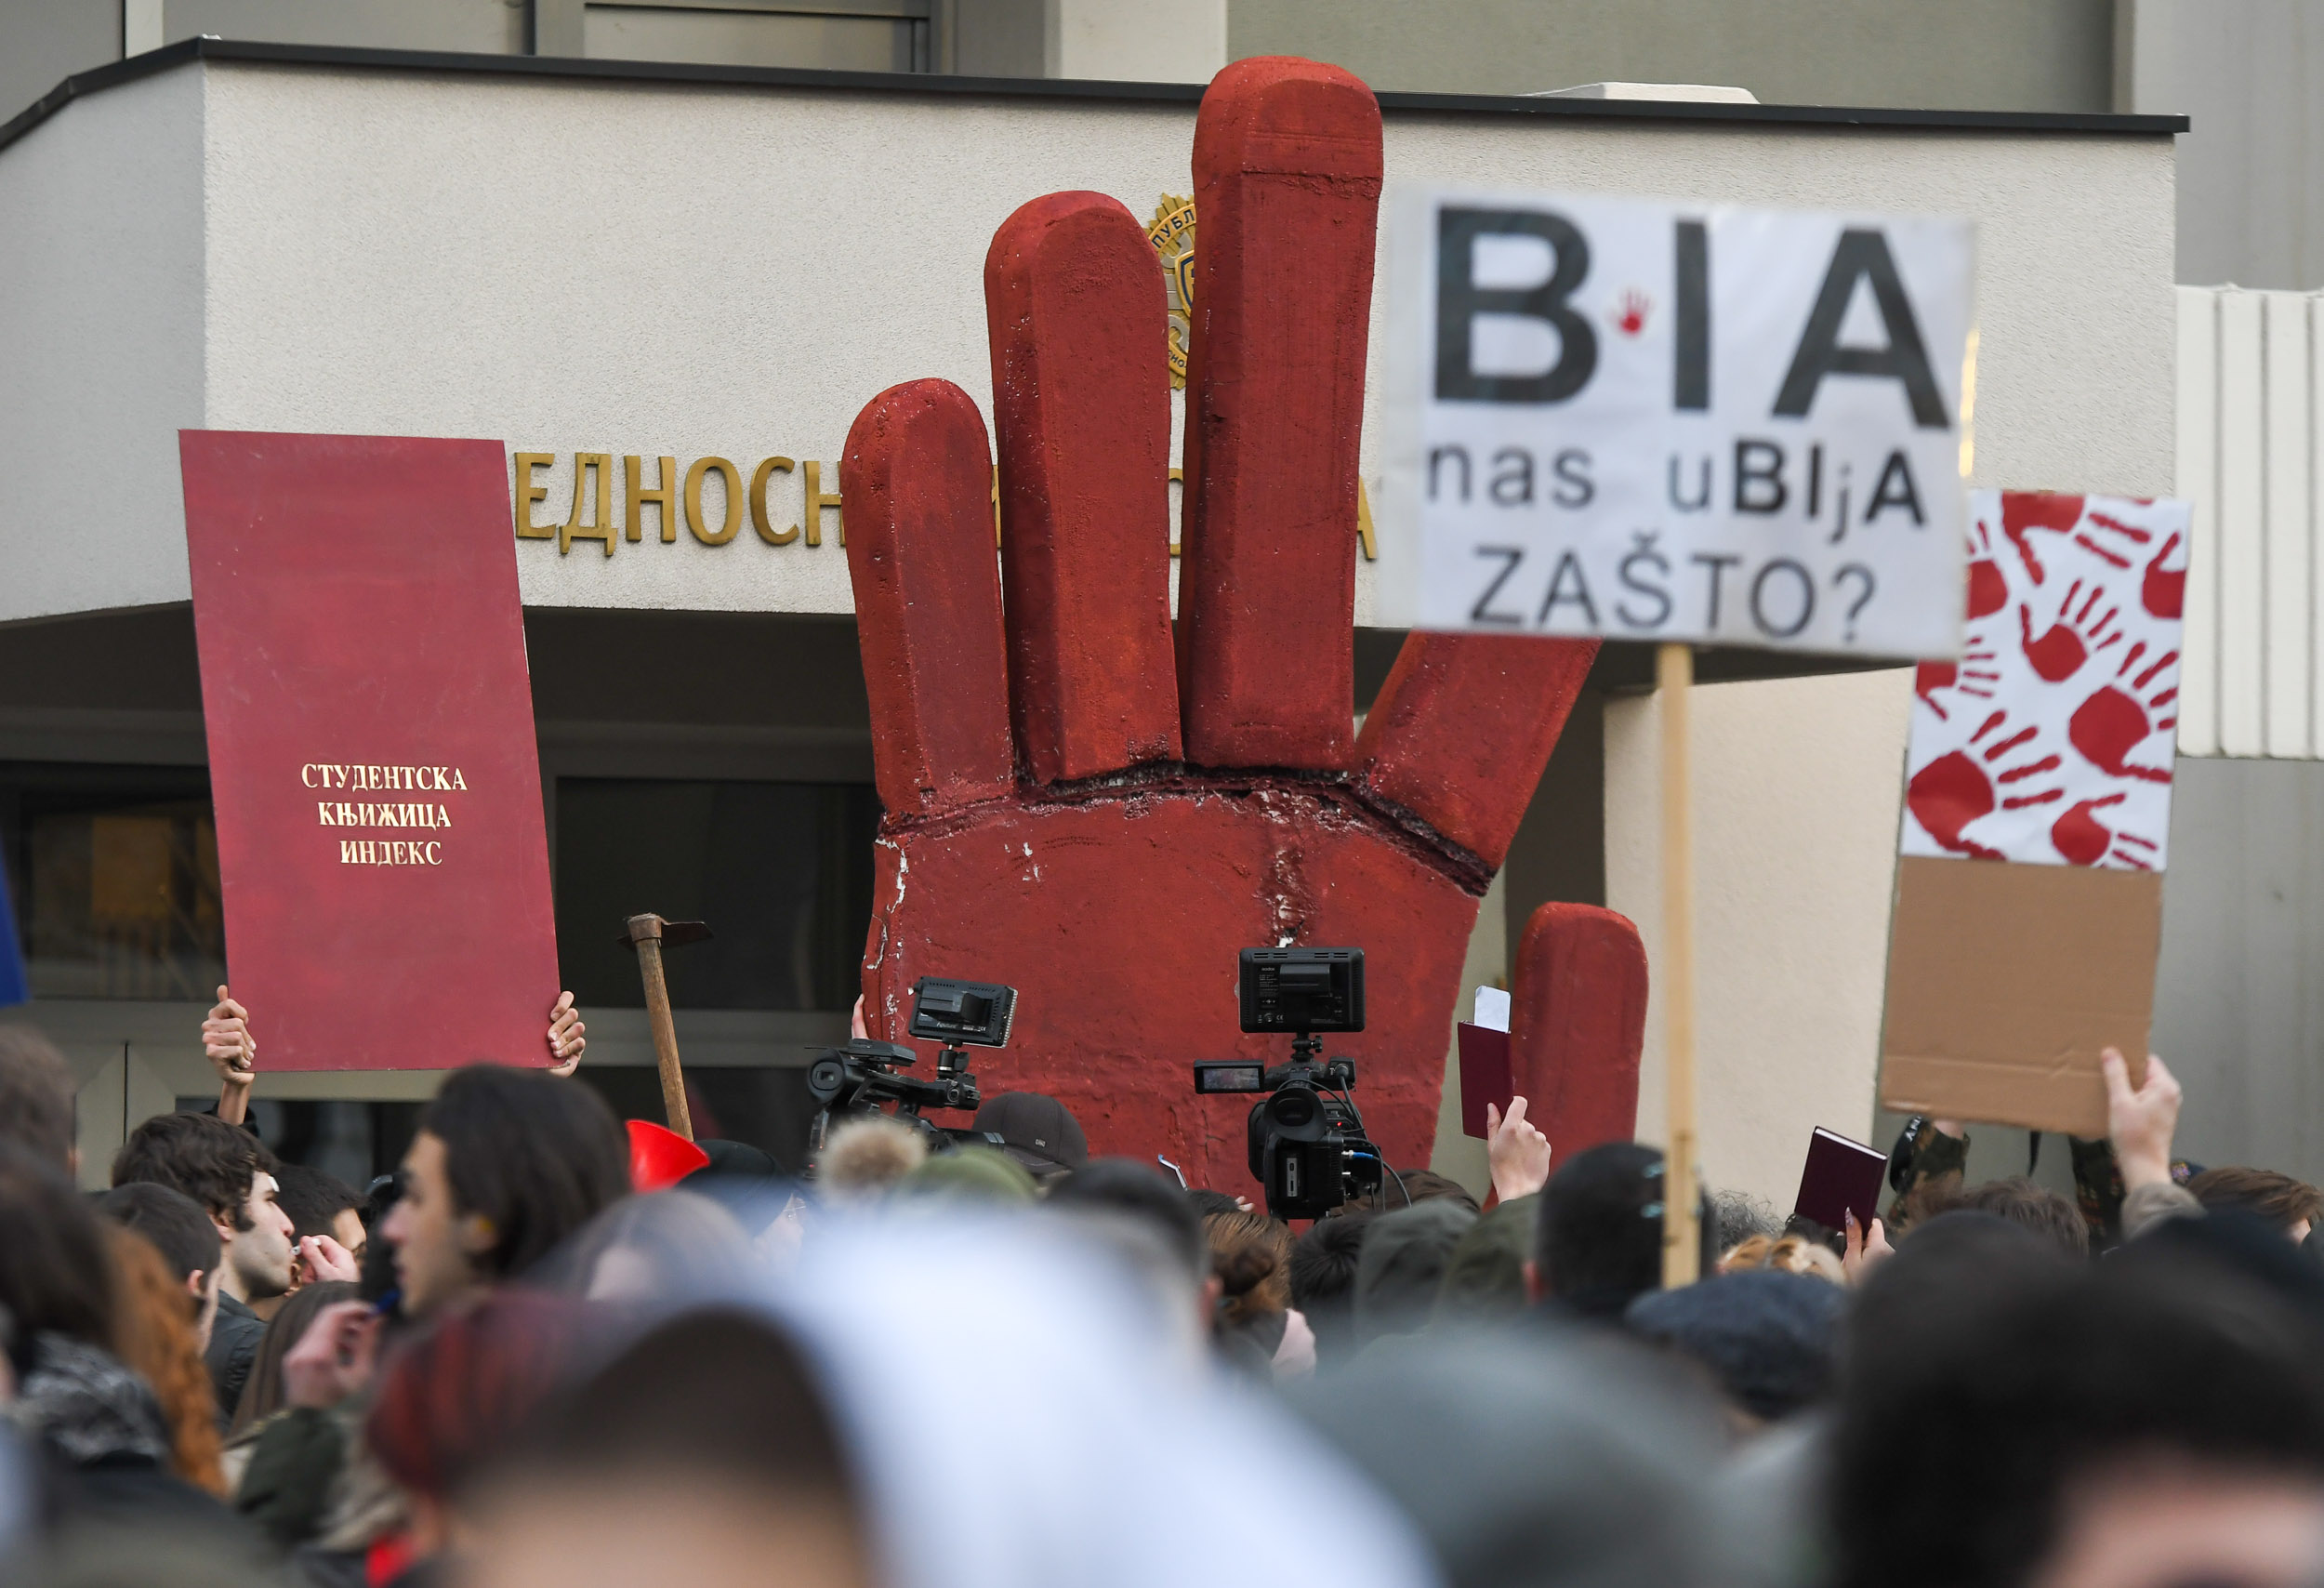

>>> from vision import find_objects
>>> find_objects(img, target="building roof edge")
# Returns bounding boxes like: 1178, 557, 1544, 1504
0, 36, 2189, 158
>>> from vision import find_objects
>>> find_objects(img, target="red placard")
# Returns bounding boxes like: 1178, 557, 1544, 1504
180, 432, 557, 1071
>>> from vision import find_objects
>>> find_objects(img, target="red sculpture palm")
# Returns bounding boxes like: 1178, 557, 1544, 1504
841, 57, 1635, 1190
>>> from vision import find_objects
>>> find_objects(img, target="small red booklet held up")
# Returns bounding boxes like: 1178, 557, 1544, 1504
1793, 1126, 1890, 1234
1457, 1023, 1513, 1139
180, 432, 559, 1071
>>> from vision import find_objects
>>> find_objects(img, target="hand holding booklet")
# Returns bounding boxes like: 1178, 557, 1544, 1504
1793, 1126, 1889, 1233
1458, 986, 1513, 1139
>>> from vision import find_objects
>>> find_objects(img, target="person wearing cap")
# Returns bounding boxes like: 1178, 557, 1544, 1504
972, 1092, 1089, 1184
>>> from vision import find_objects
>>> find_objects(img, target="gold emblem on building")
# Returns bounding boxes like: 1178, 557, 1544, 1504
1148, 194, 1195, 390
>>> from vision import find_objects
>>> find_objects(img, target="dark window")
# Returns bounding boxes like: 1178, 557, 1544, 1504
0, 762, 225, 1000
552, 777, 878, 1012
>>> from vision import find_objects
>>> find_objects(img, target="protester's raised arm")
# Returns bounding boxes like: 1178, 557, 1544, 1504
2104, 1048, 2181, 1190
203, 984, 256, 1126
1486, 1096, 1552, 1203
2105, 1048, 2200, 1241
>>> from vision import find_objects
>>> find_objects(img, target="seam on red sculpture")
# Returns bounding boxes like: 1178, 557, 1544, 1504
870, 761, 1499, 897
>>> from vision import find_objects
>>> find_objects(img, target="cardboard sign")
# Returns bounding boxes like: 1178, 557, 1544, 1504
1880, 490, 2186, 1135
1380, 189, 1974, 658
180, 432, 559, 1071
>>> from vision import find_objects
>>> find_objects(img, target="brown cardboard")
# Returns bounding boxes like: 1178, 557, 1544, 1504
1879, 854, 2163, 1137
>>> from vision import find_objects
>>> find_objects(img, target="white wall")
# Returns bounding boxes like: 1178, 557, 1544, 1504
0, 66, 205, 624
196, 65, 1207, 622
1605, 669, 1915, 1208
1, 60, 2175, 629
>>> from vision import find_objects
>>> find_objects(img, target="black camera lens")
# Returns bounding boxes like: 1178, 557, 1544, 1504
807, 1057, 846, 1099
1268, 1090, 1317, 1128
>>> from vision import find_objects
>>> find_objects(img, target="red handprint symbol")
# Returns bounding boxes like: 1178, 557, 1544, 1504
2017, 579, 2122, 683
2068, 644, 2178, 784
2050, 793, 2158, 870
1908, 753, 2000, 859
1613, 290, 1649, 336
2143, 531, 2186, 618
2074, 509, 2155, 571
1913, 638, 1998, 721
841, 60, 1612, 1192
1965, 516, 2009, 620
1907, 709, 2064, 859
2000, 493, 2083, 584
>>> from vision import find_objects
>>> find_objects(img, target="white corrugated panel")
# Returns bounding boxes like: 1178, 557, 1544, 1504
2177, 285, 2324, 759
2179, 286, 2222, 755
2218, 292, 2268, 756
2265, 295, 2314, 756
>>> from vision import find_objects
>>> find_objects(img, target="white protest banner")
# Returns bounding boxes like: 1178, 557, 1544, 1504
1379, 189, 1974, 659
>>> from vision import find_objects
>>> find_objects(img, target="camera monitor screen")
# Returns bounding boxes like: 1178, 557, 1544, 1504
908, 977, 1017, 1048
1238, 947, 1365, 1034
1193, 1062, 1268, 1093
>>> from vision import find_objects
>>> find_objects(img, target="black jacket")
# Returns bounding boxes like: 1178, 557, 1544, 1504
205, 1291, 266, 1425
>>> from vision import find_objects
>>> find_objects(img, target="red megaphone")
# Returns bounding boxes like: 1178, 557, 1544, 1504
627, 1118, 709, 1191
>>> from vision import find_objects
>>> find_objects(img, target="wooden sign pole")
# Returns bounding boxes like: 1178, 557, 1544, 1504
1658, 642, 1700, 1287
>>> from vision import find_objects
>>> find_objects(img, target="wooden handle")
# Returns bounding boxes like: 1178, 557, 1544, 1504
633, 936, 693, 1142
1657, 642, 1698, 1288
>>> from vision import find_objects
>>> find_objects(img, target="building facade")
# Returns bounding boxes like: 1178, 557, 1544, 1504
0, 33, 2181, 1205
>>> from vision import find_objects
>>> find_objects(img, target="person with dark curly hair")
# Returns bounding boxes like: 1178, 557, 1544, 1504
110, 1113, 324, 1416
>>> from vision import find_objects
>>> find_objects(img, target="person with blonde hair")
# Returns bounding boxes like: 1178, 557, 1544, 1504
1719, 1234, 1843, 1285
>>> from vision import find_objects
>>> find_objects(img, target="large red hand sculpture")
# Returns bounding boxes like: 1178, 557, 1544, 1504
841, 57, 1605, 1190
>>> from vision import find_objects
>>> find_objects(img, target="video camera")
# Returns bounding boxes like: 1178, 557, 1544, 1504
1192, 947, 1383, 1221
804, 977, 1016, 1157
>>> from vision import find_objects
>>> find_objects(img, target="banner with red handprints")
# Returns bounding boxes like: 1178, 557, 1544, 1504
1901, 490, 2188, 871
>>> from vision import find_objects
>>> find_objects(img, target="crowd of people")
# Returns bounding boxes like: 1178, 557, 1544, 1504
2, 999, 2323, 1588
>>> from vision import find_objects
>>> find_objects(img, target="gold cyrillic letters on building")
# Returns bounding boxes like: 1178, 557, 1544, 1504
685, 457, 745, 547
513, 453, 557, 538
750, 456, 799, 545
560, 453, 616, 557
515, 450, 1380, 562
625, 455, 678, 545
801, 459, 843, 548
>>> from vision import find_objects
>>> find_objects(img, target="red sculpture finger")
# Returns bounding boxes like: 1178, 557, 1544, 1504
984, 192, 1182, 784
1176, 57, 1383, 769
1351, 632, 1599, 872
841, 380, 1014, 817
1509, 902, 1649, 1159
